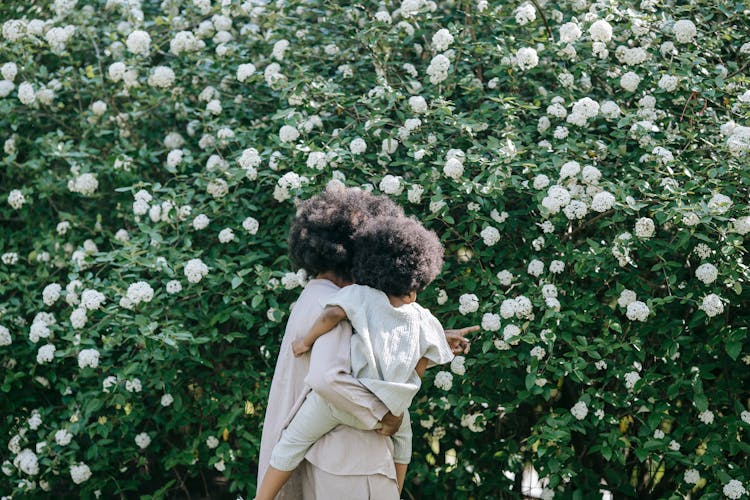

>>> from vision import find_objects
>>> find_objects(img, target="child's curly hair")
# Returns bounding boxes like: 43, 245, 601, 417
351, 216, 444, 297
287, 185, 404, 279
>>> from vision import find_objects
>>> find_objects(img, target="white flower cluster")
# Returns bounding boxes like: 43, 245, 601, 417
570, 401, 588, 420
480, 226, 500, 246
431, 29, 453, 52
458, 293, 479, 315
620, 72, 641, 92
683, 469, 700, 484
699, 293, 724, 318
434, 371, 453, 390
13, 449, 39, 476
723, 123, 750, 156
148, 66, 175, 88
218, 228, 235, 244
126, 378, 142, 392
279, 125, 300, 143
170, 31, 205, 55
243, 216, 260, 235
67, 173, 98, 196
588, 20, 612, 42
481, 312, 500, 331
707, 193, 732, 214
634, 217, 655, 238
81, 289, 106, 311
626, 301, 650, 322
695, 263, 718, 285
530, 346, 546, 360
515, 3, 536, 25
409, 95, 428, 113
135, 432, 151, 449
516, 47, 539, 70
77, 348, 100, 369
379, 174, 403, 195
184, 258, 209, 283
207, 178, 229, 199
673, 20, 697, 44
0, 325, 11, 346
274, 172, 305, 202
36, 344, 56, 364
450, 356, 465, 375
443, 149, 465, 180
426, 54, 450, 84
541, 185, 570, 215
350, 137, 367, 155
723, 480, 747, 500
624, 371, 641, 390
55, 429, 73, 446
697, 410, 714, 425
8, 189, 26, 209
46, 25, 76, 54
121, 281, 154, 309
460, 413, 485, 432
70, 463, 92, 484
500, 295, 533, 320
616, 46, 648, 66
126, 30, 151, 55
29, 314, 53, 343
237, 63, 256, 82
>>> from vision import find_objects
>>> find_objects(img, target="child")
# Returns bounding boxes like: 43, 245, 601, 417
256, 216, 454, 499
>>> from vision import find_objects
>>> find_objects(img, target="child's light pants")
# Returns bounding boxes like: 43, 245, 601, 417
270, 390, 411, 471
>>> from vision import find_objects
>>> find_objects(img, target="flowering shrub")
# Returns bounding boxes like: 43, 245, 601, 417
1, 0, 749, 497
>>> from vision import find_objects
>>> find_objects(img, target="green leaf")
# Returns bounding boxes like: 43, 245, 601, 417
525, 373, 536, 390
725, 340, 742, 361
231, 275, 243, 289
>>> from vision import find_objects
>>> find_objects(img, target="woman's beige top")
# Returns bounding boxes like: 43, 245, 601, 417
257, 279, 398, 499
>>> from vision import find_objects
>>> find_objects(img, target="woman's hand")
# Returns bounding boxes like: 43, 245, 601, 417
291, 338, 312, 357
444, 326, 478, 355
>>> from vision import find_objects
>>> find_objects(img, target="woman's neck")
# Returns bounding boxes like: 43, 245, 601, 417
315, 271, 352, 289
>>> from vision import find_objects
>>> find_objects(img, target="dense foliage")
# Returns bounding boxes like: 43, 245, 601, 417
1, 0, 749, 498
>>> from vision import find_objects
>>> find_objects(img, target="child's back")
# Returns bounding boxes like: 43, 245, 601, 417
328, 283, 451, 416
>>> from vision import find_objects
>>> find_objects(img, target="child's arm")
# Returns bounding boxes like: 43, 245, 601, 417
415, 357, 429, 378
291, 305, 347, 357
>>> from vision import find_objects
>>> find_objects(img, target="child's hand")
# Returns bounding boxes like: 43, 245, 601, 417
376, 411, 403, 436
291, 338, 311, 357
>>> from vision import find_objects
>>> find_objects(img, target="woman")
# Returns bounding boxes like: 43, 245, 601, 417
257, 185, 474, 499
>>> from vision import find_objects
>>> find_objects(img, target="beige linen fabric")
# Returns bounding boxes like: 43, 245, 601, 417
300, 464, 400, 500
257, 279, 398, 499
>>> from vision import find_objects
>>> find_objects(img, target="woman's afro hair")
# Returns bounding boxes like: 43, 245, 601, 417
287, 185, 405, 279
351, 216, 444, 297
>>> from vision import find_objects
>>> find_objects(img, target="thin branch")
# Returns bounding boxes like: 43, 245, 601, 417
529, 0, 554, 41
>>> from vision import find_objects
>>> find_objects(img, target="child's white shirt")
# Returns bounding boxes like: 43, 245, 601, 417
324, 284, 454, 416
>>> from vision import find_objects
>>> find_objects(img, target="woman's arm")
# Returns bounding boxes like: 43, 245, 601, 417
306, 320, 403, 433
292, 305, 346, 357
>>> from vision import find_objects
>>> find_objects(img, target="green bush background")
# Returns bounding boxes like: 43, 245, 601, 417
1, 0, 749, 498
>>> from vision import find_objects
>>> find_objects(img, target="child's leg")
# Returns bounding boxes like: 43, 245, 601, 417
256, 467, 294, 500
390, 411, 412, 493
395, 463, 408, 493
257, 391, 341, 500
